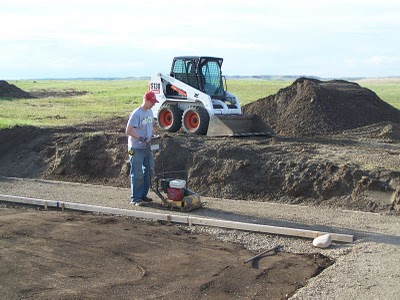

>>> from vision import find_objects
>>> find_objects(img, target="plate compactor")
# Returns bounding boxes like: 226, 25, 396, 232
147, 141, 205, 212
152, 171, 205, 212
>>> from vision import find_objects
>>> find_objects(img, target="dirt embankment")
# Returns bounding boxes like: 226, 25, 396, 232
1, 78, 400, 214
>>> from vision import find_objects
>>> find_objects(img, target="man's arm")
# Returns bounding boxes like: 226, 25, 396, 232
126, 124, 140, 140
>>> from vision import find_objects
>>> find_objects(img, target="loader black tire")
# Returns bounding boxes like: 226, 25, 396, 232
157, 104, 183, 132
182, 106, 210, 135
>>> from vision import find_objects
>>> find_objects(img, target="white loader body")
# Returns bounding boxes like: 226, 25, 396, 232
149, 56, 272, 137
150, 73, 242, 117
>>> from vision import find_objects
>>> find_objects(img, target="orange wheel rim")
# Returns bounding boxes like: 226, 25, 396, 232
159, 110, 172, 127
185, 112, 199, 130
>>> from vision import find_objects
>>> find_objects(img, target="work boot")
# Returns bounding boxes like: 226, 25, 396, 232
131, 199, 145, 206
142, 196, 153, 203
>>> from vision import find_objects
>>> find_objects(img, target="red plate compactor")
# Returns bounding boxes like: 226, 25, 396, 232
152, 171, 205, 212
148, 141, 205, 212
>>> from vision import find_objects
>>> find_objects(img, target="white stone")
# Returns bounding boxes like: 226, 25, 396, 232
313, 233, 332, 248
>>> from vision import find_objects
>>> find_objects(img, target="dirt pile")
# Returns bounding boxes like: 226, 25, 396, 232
30, 88, 89, 98
243, 77, 400, 137
0, 80, 33, 98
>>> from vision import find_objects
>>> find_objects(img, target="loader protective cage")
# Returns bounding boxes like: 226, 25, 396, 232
170, 56, 225, 99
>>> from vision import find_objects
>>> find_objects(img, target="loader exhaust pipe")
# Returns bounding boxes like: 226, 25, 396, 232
206, 114, 274, 137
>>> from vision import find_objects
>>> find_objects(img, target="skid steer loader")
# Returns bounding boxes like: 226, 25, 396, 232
149, 56, 272, 137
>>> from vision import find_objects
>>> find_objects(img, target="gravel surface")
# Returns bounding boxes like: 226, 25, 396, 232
1, 176, 399, 299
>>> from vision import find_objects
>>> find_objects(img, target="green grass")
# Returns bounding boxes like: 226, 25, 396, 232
225, 79, 293, 105
0, 79, 148, 128
355, 78, 400, 110
1, 78, 399, 129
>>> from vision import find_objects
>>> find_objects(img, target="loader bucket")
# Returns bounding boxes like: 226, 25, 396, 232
206, 114, 274, 137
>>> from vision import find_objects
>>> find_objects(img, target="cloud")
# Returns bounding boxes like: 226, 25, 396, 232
2, 0, 400, 78
346, 55, 400, 66
364, 56, 400, 65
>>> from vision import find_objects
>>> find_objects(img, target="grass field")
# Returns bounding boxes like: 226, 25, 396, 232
0, 78, 399, 129
355, 78, 400, 110
0, 80, 148, 128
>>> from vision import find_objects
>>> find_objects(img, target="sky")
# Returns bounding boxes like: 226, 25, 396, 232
1, 0, 400, 79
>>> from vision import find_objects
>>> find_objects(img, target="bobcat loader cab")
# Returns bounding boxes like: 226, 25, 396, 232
149, 56, 271, 137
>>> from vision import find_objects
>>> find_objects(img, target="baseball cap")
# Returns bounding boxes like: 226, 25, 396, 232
144, 91, 159, 104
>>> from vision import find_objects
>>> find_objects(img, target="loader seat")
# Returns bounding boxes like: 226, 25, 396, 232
187, 65, 199, 89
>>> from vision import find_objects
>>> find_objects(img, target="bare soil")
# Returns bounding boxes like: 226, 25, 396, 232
1, 78, 400, 299
0, 205, 333, 300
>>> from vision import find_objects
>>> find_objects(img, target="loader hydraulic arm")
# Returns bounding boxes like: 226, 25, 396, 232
157, 73, 214, 111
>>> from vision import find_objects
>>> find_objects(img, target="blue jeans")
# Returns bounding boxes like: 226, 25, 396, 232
129, 148, 154, 202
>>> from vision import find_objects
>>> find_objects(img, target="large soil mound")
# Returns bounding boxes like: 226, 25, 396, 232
243, 77, 400, 137
0, 80, 33, 98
